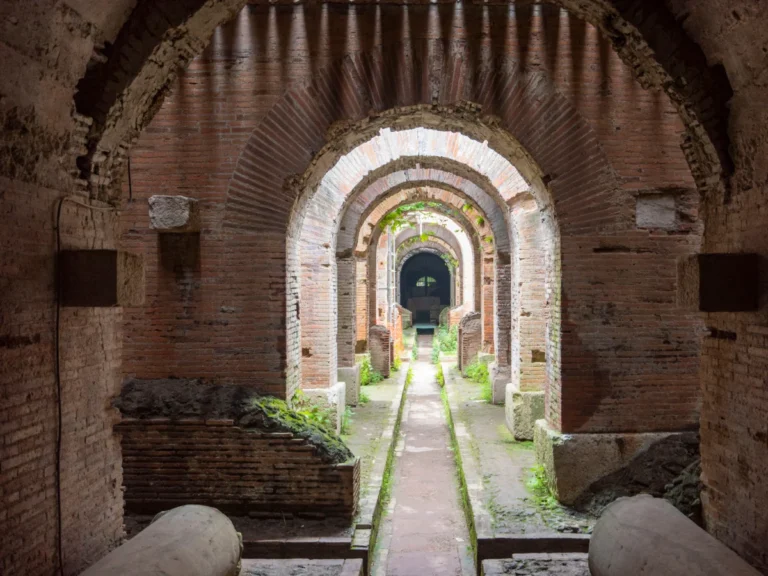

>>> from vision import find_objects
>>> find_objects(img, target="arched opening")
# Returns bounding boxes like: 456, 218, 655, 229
399, 252, 452, 324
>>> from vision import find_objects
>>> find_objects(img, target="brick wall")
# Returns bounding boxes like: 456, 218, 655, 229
458, 312, 482, 374
118, 419, 358, 518
0, 179, 124, 576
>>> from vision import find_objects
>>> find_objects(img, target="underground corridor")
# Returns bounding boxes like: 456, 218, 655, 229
1, 2, 767, 576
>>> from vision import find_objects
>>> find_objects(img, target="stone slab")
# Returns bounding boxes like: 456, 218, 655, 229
534, 420, 690, 506
505, 386, 544, 441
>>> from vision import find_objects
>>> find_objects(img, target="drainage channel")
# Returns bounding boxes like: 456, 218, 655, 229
371, 334, 475, 576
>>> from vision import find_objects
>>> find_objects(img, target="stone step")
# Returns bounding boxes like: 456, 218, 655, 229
481, 553, 589, 576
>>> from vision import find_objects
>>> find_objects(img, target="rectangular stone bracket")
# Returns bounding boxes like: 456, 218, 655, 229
148, 195, 200, 232
678, 253, 759, 312
59, 250, 145, 307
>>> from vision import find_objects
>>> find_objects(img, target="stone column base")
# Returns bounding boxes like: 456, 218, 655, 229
534, 419, 697, 506
505, 385, 544, 440
338, 365, 361, 406
488, 360, 508, 405
304, 382, 346, 434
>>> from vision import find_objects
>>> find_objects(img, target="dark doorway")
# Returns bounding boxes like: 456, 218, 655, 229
400, 252, 452, 325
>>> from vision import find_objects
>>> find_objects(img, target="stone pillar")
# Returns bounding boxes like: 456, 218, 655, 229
369, 324, 391, 377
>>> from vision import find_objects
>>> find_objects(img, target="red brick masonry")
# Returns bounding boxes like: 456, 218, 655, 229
117, 418, 359, 518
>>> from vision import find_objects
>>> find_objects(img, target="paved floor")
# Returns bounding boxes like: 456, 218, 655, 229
375, 335, 474, 576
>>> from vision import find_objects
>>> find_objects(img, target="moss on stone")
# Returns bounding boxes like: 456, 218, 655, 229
116, 378, 353, 465
241, 396, 354, 464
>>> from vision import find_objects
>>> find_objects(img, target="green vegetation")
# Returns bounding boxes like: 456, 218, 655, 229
465, 358, 492, 402
411, 340, 419, 360
379, 201, 442, 232
432, 335, 441, 364
250, 394, 352, 463
526, 464, 560, 510
475, 215, 485, 227
392, 355, 402, 372
436, 324, 458, 353
436, 362, 445, 388
290, 389, 336, 430
360, 355, 383, 386
359, 389, 371, 404
405, 365, 414, 385
441, 253, 459, 271
341, 406, 353, 435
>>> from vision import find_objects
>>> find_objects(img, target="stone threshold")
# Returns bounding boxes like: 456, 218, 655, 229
441, 363, 590, 575
240, 366, 410, 575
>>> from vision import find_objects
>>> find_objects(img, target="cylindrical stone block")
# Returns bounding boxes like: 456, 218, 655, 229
589, 495, 761, 576
81, 505, 241, 576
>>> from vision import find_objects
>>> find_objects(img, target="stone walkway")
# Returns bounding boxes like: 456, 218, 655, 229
375, 335, 474, 576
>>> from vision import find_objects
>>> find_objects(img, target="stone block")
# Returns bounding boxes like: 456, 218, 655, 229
636, 193, 677, 230
338, 365, 360, 406
677, 253, 759, 312
533, 420, 690, 505
505, 385, 545, 440
59, 250, 145, 307
304, 381, 346, 434
489, 361, 509, 405
148, 195, 201, 232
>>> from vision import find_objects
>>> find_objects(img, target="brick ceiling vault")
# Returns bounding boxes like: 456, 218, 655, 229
69, 1, 729, 203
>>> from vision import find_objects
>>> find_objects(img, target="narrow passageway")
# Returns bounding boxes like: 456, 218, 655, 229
379, 334, 473, 576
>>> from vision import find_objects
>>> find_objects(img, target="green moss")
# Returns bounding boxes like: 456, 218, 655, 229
465, 359, 492, 402
243, 395, 353, 464
436, 363, 445, 388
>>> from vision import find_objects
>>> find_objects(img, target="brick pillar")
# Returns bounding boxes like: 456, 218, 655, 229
369, 324, 391, 377
337, 255, 356, 367
492, 255, 513, 403
482, 255, 495, 353
458, 312, 482, 374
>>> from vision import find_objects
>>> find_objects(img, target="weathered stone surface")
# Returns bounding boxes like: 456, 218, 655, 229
483, 554, 589, 576
81, 505, 241, 576
304, 382, 347, 434
490, 361, 510, 405
589, 496, 762, 576
338, 365, 361, 406
573, 433, 699, 516
148, 195, 200, 232
505, 385, 545, 441
534, 420, 697, 506
636, 193, 677, 230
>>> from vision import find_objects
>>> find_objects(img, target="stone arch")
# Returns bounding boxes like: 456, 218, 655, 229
337, 163, 511, 256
